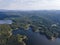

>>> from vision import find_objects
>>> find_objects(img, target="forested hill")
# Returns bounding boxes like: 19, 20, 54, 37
0, 10, 60, 23
0, 10, 60, 45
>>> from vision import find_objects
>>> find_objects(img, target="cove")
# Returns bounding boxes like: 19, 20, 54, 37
12, 28, 60, 45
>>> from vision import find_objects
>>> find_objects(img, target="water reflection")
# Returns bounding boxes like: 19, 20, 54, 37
0, 20, 12, 24
12, 28, 60, 45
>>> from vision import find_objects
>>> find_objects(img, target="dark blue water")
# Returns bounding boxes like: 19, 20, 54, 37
12, 28, 60, 45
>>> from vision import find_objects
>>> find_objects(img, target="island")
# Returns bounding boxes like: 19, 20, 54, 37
0, 10, 60, 45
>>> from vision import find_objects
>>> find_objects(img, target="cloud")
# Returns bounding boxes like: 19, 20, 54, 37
0, 0, 2, 1
0, 0, 15, 8
0, 0, 60, 10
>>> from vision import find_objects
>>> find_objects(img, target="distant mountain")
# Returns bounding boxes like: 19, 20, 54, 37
0, 10, 60, 23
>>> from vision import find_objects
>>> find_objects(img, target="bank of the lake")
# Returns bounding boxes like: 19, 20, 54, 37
12, 28, 60, 45
0, 20, 12, 24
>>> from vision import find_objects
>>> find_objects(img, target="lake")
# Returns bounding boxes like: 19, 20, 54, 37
0, 20, 12, 24
12, 28, 60, 45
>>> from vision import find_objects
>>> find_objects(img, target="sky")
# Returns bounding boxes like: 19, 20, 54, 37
0, 0, 60, 10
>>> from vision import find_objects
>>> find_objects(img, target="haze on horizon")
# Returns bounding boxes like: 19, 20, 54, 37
0, 0, 60, 10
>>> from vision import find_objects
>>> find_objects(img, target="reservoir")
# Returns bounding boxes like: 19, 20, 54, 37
12, 28, 60, 45
0, 20, 12, 24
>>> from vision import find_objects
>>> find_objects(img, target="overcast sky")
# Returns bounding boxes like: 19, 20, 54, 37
0, 0, 60, 10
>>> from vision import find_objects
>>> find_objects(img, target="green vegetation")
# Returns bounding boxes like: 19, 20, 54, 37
1, 10, 60, 45
0, 24, 27, 45
4, 15, 60, 40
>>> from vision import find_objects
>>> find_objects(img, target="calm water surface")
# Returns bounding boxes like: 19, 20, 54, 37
12, 28, 60, 45
0, 20, 12, 24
